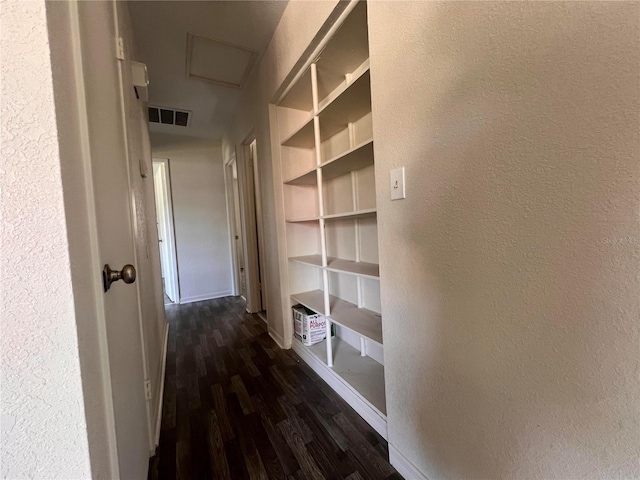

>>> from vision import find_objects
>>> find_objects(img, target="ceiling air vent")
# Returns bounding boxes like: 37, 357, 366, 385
148, 106, 191, 127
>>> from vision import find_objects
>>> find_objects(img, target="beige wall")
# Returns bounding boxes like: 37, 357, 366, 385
151, 133, 232, 303
1, 1, 93, 477
223, 0, 341, 345
368, 2, 640, 478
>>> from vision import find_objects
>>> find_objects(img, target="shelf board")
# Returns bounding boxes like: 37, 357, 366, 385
291, 289, 325, 313
327, 257, 379, 279
289, 255, 323, 268
322, 208, 376, 221
321, 138, 374, 181
303, 338, 386, 415
286, 208, 376, 223
290, 254, 379, 279
281, 116, 315, 148
318, 70, 371, 141
283, 166, 317, 185
291, 290, 383, 345
285, 215, 320, 223
329, 296, 382, 345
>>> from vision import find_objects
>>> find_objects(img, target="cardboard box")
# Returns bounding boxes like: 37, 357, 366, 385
292, 305, 327, 346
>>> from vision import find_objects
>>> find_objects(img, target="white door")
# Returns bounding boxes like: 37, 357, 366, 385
77, 2, 150, 478
231, 159, 247, 297
153, 159, 179, 303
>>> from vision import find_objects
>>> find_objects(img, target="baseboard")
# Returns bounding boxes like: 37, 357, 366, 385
154, 322, 169, 447
179, 291, 232, 304
292, 340, 388, 440
257, 312, 267, 324
268, 329, 286, 349
389, 444, 429, 480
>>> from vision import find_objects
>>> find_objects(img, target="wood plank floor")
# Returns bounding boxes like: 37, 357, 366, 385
148, 296, 401, 480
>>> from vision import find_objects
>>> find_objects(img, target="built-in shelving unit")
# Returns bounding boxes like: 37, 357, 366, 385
273, 1, 386, 439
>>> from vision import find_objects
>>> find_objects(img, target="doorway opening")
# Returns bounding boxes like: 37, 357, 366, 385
224, 137, 267, 318
226, 155, 247, 299
247, 139, 267, 319
152, 158, 179, 304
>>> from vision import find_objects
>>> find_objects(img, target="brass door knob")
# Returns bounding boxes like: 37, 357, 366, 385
103, 264, 137, 292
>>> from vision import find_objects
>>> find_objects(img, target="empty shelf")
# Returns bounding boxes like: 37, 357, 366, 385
279, 67, 313, 112
327, 257, 379, 278
315, 2, 370, 104
328, 296, 382, 344
290, 255, 379, 279
322, 208, 376, 221
284, 167, 317, 185
321, 139, 374, 181
289, 255, 323, 268
317, 59, 370, 114
318, 70, 371, 141
304, 338, 386, 414
281, 116, 315, 148
285, 216, 320, 223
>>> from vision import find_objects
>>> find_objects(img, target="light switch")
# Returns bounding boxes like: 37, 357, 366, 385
390, 167, 405, 200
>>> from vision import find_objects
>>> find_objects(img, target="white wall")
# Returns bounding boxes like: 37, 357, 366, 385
1, 1, 93, 477
223, 0, 341, 346
151, 133, 233, 303
367, 2, 640, 478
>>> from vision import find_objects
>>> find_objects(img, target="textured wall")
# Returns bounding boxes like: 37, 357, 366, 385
368, 2, 640, 478
223, 0, 340, 345
0, 1, 92, 478
151, 134, 232, 303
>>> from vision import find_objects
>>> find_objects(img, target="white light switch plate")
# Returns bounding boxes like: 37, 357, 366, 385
390, 167, 405, 200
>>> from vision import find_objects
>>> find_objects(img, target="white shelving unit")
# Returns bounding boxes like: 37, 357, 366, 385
273, 1, 387, 439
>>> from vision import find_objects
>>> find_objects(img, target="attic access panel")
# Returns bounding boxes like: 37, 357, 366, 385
186, 32, 258, 89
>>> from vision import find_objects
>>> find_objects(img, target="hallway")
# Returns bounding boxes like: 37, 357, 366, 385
149, 297, 401, 480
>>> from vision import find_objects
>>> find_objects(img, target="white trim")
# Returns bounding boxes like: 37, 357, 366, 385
154, 323, 169, 448
179, 291, 232, 304
389, 444, 429, 480
292, 340, 388, 440
257, 312, 268, 325
268, 329, 286, 350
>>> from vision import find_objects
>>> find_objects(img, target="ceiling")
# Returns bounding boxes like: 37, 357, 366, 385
128, 1, 288, 139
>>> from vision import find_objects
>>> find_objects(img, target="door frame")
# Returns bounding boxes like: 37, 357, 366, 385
152, 158, 180, 303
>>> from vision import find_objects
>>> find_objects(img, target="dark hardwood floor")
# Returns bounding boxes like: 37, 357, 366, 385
148, 296, 401, 480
